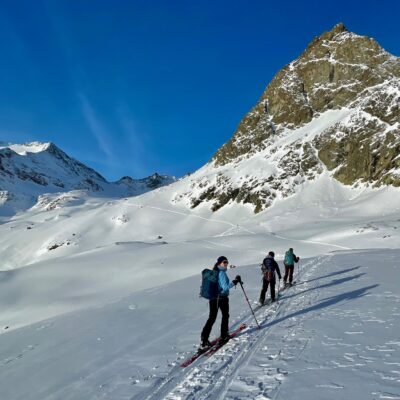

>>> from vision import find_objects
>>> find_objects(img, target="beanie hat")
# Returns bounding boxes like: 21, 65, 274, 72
217, 256, 228, 264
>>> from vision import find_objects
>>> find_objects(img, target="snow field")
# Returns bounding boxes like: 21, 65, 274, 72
1, 249, 399, 399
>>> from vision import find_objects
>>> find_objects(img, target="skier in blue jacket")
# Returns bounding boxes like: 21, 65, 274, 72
283, 248, 299, 286
200, 256, 241, 349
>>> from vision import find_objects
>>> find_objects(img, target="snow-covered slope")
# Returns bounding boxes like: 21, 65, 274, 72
1, 170, 399, 329
0, 141, 175, 216
1, 249, 399, 400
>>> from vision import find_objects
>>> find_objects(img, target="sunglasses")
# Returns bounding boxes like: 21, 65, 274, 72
222, 261, 229, 264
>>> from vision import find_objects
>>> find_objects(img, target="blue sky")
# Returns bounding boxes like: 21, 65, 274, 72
0, 0, 399, 180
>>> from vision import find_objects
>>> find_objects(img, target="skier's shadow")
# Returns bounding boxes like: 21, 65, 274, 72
245, 283, 378, 335
295, 265, 362, 286
281, 272, 366, 301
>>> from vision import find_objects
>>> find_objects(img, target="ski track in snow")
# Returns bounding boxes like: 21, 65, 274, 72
135, 255, 330, 400
269, 231, 351, 251
132, 251, 400, 400
127, 202, 256, 235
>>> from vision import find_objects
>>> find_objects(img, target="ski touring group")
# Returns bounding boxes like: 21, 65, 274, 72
188, 249, 299, 364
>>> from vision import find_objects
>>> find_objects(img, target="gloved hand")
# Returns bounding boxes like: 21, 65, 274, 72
232, 275, 242, 286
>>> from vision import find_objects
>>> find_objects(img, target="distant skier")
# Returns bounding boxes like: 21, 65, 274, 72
200, 256, 242, 350
283, 247, 299, 286
259, 251, 282, 306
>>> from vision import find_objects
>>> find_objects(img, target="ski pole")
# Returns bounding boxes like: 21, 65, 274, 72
277, 279, 281, 300
297, 260, 300, 282
239, 282, 260, 329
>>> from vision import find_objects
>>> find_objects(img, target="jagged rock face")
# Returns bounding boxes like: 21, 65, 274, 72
214, 23, 399, 165
143, 173, 175, 189
185, 23, 400, 213
315, 111, 400, 186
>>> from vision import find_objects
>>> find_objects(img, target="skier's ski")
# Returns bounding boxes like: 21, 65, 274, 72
180, 323, 247, 368
254, 289, 282, 312
253, 291, 284, 312
180, 339, 219, 368
281, 281, 297, 292
205, 323, 247, 358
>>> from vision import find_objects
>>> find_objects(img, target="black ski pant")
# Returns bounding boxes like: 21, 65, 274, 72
284, 265, 294, 283
259, 278, 276, 303
201, 296, 229, 341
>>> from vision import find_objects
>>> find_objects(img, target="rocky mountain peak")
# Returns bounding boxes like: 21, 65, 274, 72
318, 22, 348, 41
179, 25, 400, 214
212, 24, 398, 167
305, 23, 349, 50
329, 22, 347, 35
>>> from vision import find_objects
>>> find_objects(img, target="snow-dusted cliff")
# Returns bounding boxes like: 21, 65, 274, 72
178, 23, 400, 213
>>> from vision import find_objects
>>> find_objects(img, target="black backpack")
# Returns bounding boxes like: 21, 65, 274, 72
262, 258, 274, 281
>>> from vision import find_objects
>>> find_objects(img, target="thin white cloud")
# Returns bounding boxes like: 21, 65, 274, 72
115, 105, 150, 178
78, 93, 115, 162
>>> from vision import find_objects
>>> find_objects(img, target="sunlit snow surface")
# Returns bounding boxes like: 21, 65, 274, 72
0, 165, 399, 399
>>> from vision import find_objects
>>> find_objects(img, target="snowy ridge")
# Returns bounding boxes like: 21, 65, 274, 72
0, 141, 51, 155
0, 141, 175, 216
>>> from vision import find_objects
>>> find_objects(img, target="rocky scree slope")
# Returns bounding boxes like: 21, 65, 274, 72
182, 23, 400, 213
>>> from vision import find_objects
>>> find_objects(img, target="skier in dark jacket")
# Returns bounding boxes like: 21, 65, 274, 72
259, 251, 282, 306
200, 256, 241, 350
283, 248, 299, 286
